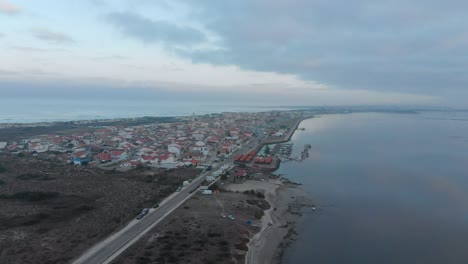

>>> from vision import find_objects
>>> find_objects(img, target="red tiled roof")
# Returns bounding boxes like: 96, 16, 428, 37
97, 153, 111, 161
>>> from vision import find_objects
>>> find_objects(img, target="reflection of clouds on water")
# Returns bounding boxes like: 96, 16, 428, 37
281, 112, 468, 264
426, 175, 468, 208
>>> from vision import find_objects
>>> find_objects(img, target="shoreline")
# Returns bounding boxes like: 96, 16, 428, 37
243, 118, 312, 264
246, 181, 310, 264
224, 177, 311, 264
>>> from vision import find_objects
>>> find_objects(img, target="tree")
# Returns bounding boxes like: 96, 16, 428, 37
264, 145, 270, 155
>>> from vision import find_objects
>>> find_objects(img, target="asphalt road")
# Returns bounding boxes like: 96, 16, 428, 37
72, 172, 208, 264
72, 133, 269, 264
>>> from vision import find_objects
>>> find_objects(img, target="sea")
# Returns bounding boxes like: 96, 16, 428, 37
277, 112, 468, 264
0, 98, 293, 124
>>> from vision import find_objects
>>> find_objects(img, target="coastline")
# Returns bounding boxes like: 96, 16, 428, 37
223, 178, 311, 264
243, 117, 313, 264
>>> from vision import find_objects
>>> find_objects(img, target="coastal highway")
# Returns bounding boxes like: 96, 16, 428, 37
72, 171, 214, 264
72, 120, 297, 263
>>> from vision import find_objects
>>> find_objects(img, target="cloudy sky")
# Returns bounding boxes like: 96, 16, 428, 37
1, 0, 467, 106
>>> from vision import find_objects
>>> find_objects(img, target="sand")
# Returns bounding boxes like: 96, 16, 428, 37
224, 179, 311, 264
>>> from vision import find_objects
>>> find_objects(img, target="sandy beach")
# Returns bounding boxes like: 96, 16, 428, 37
224, 179, 311, 264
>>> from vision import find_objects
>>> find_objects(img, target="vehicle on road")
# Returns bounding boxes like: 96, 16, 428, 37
176, 187, 182, 192
228, 215, 235, 220
141, 208, 149, 215
202, 190, 213, 195
221, 213, 227, 218
136, 214, 144, 220
153, 203, 159, 208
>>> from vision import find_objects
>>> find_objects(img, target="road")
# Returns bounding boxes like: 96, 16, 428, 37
72, 170, 214, 264
72, 121, 288, 264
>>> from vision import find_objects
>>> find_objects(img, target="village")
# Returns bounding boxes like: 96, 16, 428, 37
0, 111, 305, 172
0, 110, 312, 264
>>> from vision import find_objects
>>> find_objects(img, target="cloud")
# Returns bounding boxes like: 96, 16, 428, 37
166, 0, 468, 99
0, 69, 19, 76
10, 45, 67, 52
32, 29, 74, 44
0, 0, 20, 15
91, 55, 128, 61
105, 11, 206, 46
89, 0, 107, 8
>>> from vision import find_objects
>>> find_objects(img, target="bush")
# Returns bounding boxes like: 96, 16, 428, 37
256, 192, 265, 198
0, 164, 6, 173
0, 191, 59, 201
16, 174, 55, 181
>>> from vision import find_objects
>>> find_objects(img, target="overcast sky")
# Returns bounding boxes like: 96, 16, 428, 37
1, 0, 467, 107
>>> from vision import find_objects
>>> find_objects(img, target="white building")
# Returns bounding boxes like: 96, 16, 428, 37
168, 143, 181, 156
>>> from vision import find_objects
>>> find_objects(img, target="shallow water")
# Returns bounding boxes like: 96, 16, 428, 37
278, 112, 468, 264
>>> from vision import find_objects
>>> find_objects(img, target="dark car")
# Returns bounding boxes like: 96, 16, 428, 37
152, 203, 159, 208
141, 208, 149, 215
136, 214, 144, 220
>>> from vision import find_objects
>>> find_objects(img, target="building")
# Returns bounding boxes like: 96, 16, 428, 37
0, 142, 7, 149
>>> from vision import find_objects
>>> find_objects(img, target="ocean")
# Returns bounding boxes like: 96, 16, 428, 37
0, 98, 292, 124
277, 112, 468, 264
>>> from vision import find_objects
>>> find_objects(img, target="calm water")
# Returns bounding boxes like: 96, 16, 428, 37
0, 98, 292, 123
278, 112, 468, 264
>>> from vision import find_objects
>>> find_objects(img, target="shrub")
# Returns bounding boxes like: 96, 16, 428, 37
16, 174, 55, 181
0, 164, 6, 173
0, 191, 59, 201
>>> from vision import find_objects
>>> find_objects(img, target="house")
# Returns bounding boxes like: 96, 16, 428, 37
192, 133, 205, 141
191, 141, 210, 156
168, 143, 181, 156
0, 142, 7, 149
96, 153, 111, 163
120, 160, 140, 168
110, 150, 127, 161
73, 150, 90, 165
140, 155, 158, 164
183, 158, 199, 166
207, 136, 221, 144
159, 154, 175, 164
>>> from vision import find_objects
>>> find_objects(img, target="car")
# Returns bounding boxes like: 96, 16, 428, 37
221, 213, 227, 218
153, 203, 159, 208
176, 187, 182, 192
141, 208, 149, 215
228, 215, 235, 220
136, 214, 144, 220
